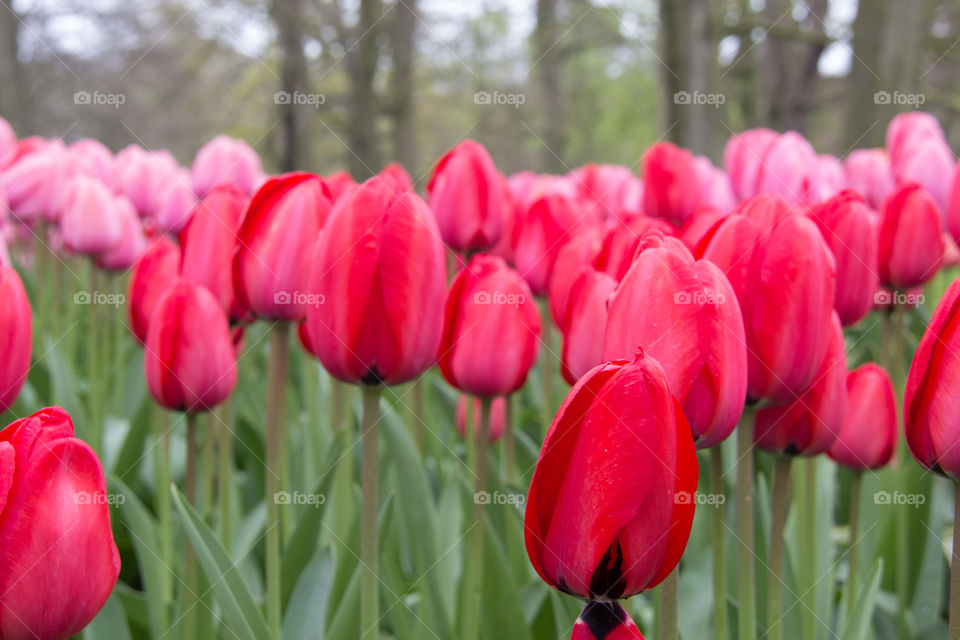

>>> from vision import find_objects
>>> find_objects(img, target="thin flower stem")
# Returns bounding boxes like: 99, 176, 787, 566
265, 323, 290, 640
183, 412, 199, 640
847, 471, 862, 613
659, 568, 679, 640
360, 386, 382, 640
767, 455, 792, 640
463, 397, 492, 640
736, 408, 756, 640
710, 445, 729, 640
950, 482, 960, 640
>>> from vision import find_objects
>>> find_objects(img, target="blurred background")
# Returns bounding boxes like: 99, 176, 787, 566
2, 0, 959, 179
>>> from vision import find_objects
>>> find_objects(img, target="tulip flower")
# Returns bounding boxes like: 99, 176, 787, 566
724, 128, 779, 200
641, 141, 700, 224
512, 192, 586, 296
97, 196, 147, 271
127, 236, 181, 344
828, 363, 897, 470
439, 254, 541, 397
144, 278, 237, 412
324, 170, 355, 201
379, 162, 414, 196
67, 138, 114, 183
0, 266, 31, 413
0, 143, 68, 224
678, 207, 727, 251
0, 407, 120, 640
111, 146, 182, 219
808, 190, 879, 326
808, 154, 847, 203
59, 175, 125, 255
0, 116, 13, 158
548, 226, 605, 329
303, 176, 447, 386
456, 395, 507, 442
699, 193, 836, 405
694, 155, 737, 214
233, 172, 333, 322
571, 602, 645, 640
180, 183, 250, 321
947, 160, 960, 246
153, 170, 198, 233
844, 149, 894, 209
754, 313, 846, 456
886, 112, 954, 208
569, 163, 639, 220
878, 183, 945, 288
561, 268, 617, 384
754, 131, 819, 203
604, 239, 746, 446
427, 140, 506, 252
524, 351, 699, 599
191, 135, 265, 197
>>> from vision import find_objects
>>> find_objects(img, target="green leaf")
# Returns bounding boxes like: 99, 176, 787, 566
839, 559, 883, 640
283, 549, 334, 640
171, 486, 271, 640
81, 592, 131, 640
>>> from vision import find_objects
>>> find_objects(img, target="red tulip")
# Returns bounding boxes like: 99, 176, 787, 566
233, 172, 333, 321
0, 267, 31, 413
455, 395, 507, 442
379, 162, 414, 197
439, 254, 540, 397
127, 235, 181, 344
723, 128, 779, 200
144, 279, 237, 411
191, 135, 264, 198
599, 215, 676, 280
512, 192, 586, 296
427, 140, 506, 252
303, 177, 446, 386
569, 163, 640, 220
524, 351, 698, 599
878, 183, 944, 288
0, 407, 120, 640
641, 141, 700, 224
844, 149, 893, 209
604, 241, 747, 447
571, 602, 645, 640
808, 190, 879, 326
560, 268, 617, 384
905, 278, 960, 478
677, 207, 727, 251
180, 183, 250, 321
324, 170, 355, 201
946, 159, 960, 246
754, 313, 846, 455
548, 226, 605, 330
828, 363, 897, 470
699, 194, 836, 405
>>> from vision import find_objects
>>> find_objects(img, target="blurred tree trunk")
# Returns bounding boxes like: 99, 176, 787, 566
659, 0, 712, 152
346, 0, 383, 178
270, 0, 309, 171
389, 0, 417, 173
0, 2, 29, 132
535, 0, 566, 172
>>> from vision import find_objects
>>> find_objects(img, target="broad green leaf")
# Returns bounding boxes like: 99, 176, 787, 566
283, 549, 334, 640
839, 559, 883, 640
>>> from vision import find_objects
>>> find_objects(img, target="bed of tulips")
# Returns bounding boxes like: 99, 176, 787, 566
2, 110, 960, 640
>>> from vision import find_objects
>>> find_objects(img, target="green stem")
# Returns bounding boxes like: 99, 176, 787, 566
332, 377, 345, 432
892, 308, 909, 640
464, 397, 492, 640
540, 315, 553, 435
802, 458, 817, 640
736, 409, 756, 640
504, 395, 516, 484
710, 446, 729, 640
265, 323, 290, 640
89, 264, 101, 449
659, 568, 679, 640
847, 471, 862, 613
361, 386, 382, 640
154, 406, 173, 600
183, 412, 199, 640
201, 413, 214, 518
218, 399, 233, 551
950, 482, 960, 640
767, 456, 793, 640
412, 377, 425, 453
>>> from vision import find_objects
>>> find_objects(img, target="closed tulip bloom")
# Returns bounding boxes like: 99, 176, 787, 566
946, 160, 960, 246
905, 278, 960, 477
724, 128, 779, 200
571, 602, 645, 640
699, 194, 836, 405
59, 175, 124, 255
569, 163, 638, 219
324, 170, 355, 201
0, 267, 31, 413
548, 226, 605, 330
191, 135, 265, 197
111, 146, 182, 218
0, 143, 67, 224
677, 207, 727, 252
755, 131, 819, 203
97, 196, 146, 271
828, 363, 897, 470
754, 313, 846, 455
303, 177, 447, 386
153, 171, 198, 233
561, 268, 617, 384
886, 112, 954, 208
844, 149, 894, 209
0, 407, 120, 640
808, 190, 879, 326
598, 214, 676, 281
512, 192, 586, 296
67, 138, 114, 183
127, 236, 181, 344
144, 279, 237, 411
878, 183, 945, 288
439, 255, 541, 396
808, 154, 847, 203
456, 395, 507, 442
233, 172, 333, 321
428, 140, 507, 252
694, 155, 737, 214
378, 162, 414, 196
524, 351, 698, 599
604, 242, 747, 447
641, 141, 700, 224
180, 183, 250, 321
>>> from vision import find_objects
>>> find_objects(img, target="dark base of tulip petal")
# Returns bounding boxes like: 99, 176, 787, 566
579, 601, 628, 638
589, 540, 627, 600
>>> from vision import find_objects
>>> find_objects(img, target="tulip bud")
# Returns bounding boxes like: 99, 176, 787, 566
693, 155, 737, 214
127, 236, 181, 344
59, 175, 125, 255
144, 279, 238, 411
755, 131, 819, 203
303, 177, 447, 386
324, 170, 355, 201
439, 255, 541, 397
112, 146, 182, 218
569, 163, 638, 220
641, 142, 700, 224
844, 149, 894, 209
561, 268, 617, 384
0, 407, 120, 640
524, 352, 698, 599
154, 171, 198, 233
96, 196, 147, 271
886, 112, 954, 209
0, 266, 31, 413
191, 135, 265, 198
724, 128, 779, 200
754, 313, 846, 455
828, 363, 897, 470
905, 278, 960, 478
878, 183, 944, 288
548, 226, 605, 330
455, 395, 507, 442
379, 162, 414, 197
233, 172, 333, 321
512, 192, 586, 295
571, 601, 646, 640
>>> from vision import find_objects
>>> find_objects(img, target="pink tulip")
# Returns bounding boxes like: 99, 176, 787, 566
111, 146, 182, 218
827, 363, 897, 470
0, 142, 67, 224
153, 170, 198, 233
192, 135, 265, 197
0, 266, 31, 413
755, 131, 819, 203
844, 149, 894, 209
808, 154, 846, 203
724, 128, 779, 200
59, 175, 124, 255
569, 163, 638, 219
547, 226, 605, 329
694, 156, 737, 214
324, 170, 355, 201
97, 196, 146, 271
456, 395, 507, 442
886, 112, 954, 208
0, 117, 14, 160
